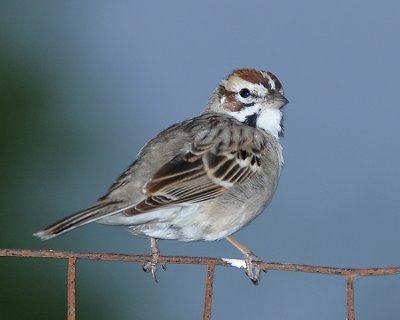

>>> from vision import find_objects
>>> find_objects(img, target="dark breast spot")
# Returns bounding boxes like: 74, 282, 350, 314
238, 150, 248, 160
243, 112, 258, 128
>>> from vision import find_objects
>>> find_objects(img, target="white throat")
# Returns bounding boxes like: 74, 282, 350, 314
256, 109, 283, 139
228, 105, 283, 139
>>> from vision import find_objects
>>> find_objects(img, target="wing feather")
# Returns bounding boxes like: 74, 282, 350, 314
125, 151, 262, 216
123, 115, 268, 217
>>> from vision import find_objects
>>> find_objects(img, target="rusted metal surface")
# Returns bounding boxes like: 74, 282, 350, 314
2, 249, 400, 276
203, 263, 216, 320
346, 276, 355, 320
1, 248, 400, 320
67, 257, 76, 320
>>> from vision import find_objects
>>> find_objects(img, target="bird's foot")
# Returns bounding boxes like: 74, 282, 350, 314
244, 253, 265, 285
142, 238, 166, 282
225, 236, 266, 285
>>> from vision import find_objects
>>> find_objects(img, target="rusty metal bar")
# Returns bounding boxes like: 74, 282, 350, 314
67, 256, 76, 320
203, 263, 216, 320
1, 249, 400, 277
346, 276, 355, 320
2, 248, 400, 320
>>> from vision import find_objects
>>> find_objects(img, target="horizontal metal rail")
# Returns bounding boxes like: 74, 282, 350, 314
2, 248, 400, 320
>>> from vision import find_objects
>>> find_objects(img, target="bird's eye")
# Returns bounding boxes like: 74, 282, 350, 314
239, 88, 251, 98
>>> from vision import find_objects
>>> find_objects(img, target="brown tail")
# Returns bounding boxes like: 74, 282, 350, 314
34, 201, 121, 240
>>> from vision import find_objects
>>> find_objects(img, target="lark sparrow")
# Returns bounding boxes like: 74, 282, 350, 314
34, 68, 288, 284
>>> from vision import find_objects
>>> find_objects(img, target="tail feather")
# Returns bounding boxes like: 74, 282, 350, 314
34, 201, 122, 240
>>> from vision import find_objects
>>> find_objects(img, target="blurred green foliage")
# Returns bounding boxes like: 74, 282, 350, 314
0, 49, 125, 319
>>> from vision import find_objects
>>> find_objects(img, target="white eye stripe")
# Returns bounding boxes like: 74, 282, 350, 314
244, 83, 267, 97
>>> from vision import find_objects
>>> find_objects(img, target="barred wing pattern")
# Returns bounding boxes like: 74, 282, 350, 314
125, 115, 266, 216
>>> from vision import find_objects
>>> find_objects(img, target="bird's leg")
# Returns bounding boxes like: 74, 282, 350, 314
225, 236, 265, 285
142, 238, 164, 282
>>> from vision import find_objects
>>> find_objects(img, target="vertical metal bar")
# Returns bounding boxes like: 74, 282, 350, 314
67, 257, 77, 320
346, 276, 355, 320
203, 263, 216, 320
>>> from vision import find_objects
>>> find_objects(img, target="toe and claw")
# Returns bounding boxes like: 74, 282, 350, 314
226, 236, 266, 285
142, 238, 166, 282
142, 236, 265, 284
244, 252, 265, 285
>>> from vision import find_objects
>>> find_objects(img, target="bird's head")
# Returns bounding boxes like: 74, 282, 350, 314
206, 68, 288, 138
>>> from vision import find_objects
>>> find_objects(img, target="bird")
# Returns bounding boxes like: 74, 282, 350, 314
34, 68, 288, 284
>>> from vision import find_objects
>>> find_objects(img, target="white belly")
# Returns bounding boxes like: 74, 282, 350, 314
97, 200, 261, 242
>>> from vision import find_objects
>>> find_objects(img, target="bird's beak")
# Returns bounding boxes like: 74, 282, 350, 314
270, 92, 289, 109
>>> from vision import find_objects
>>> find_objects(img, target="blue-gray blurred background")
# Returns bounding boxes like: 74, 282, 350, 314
1, 1, 399, 319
